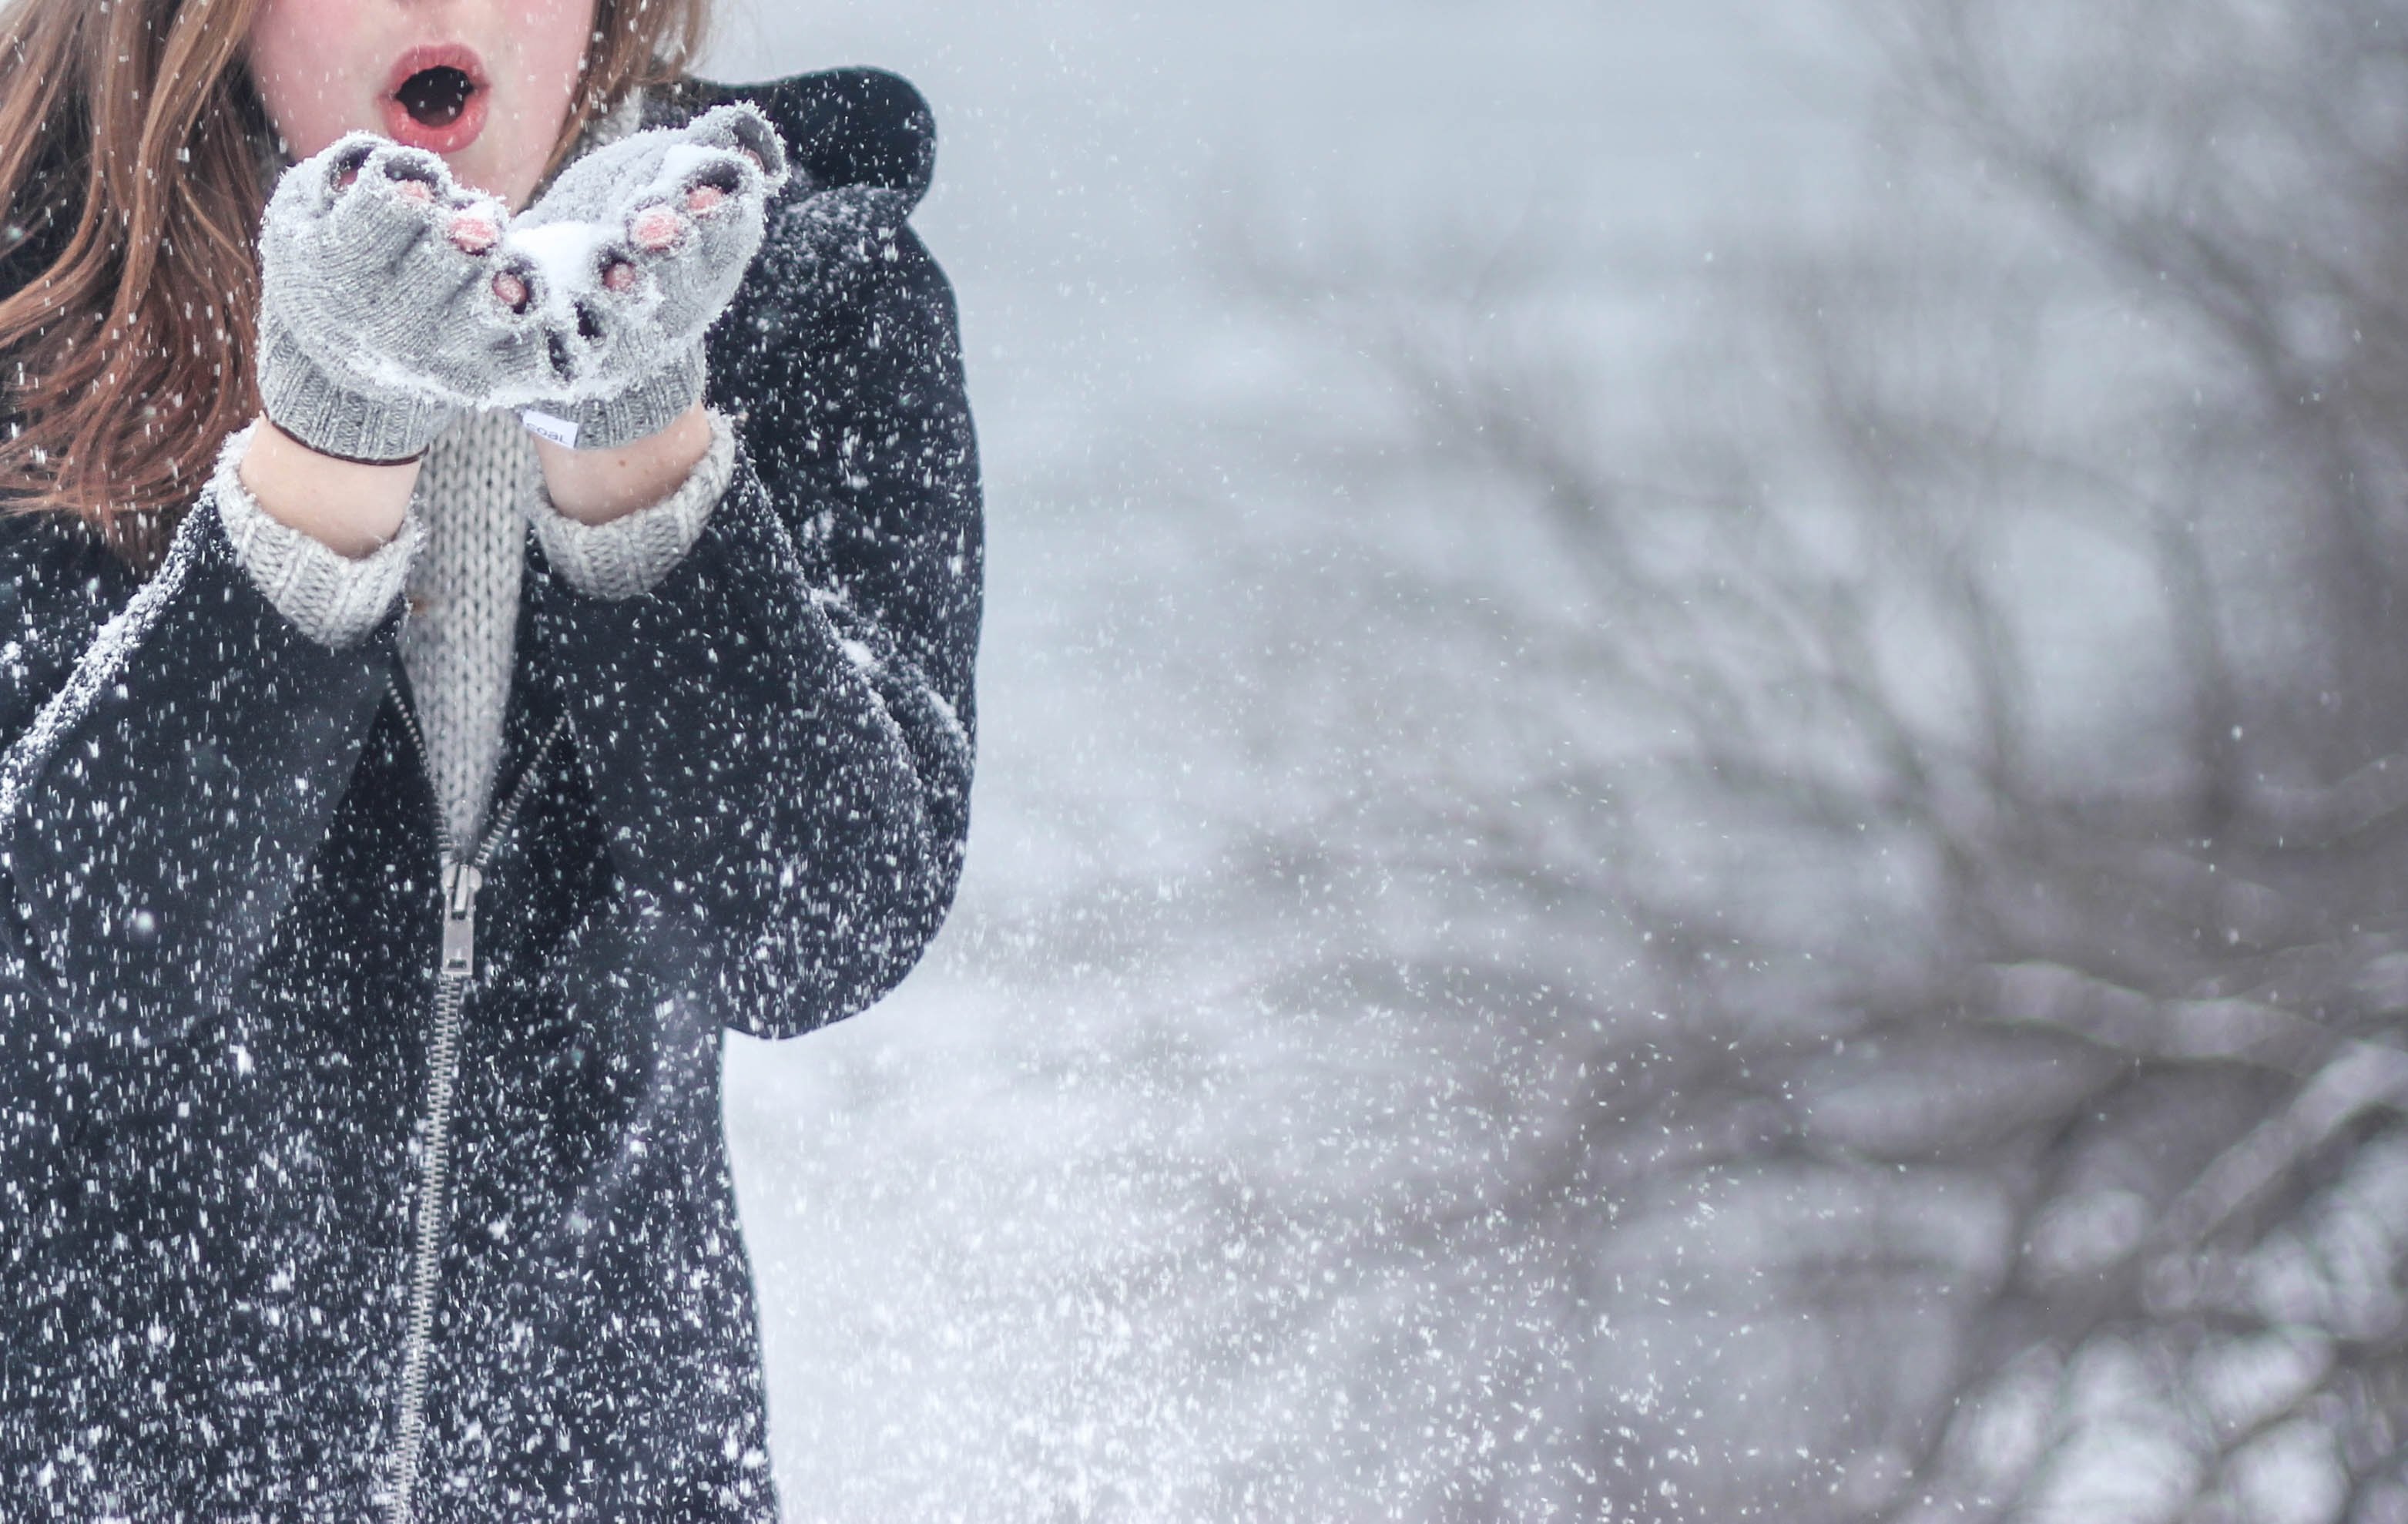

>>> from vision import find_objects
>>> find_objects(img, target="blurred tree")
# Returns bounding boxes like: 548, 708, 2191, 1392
1220, 0, 2408, 1516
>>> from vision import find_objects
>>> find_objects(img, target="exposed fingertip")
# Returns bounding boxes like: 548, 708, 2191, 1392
630, 204, 686, 251
327, 141, 375, 194
726, 105, 789, 180
448, 210, 498, 253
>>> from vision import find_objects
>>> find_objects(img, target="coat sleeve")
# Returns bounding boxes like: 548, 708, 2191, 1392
526, 194, 983, 1042
0, 489, 406, 1039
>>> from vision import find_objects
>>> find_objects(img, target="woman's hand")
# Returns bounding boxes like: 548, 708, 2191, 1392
488, 102, 791, 451
532, 401, 713, 525
240, 134, 519, 554
236, 418, 421, 559
253, 134, 515, 464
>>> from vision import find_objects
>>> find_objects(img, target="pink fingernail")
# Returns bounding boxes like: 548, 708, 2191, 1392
394, 180, 434, 204
602, 257, 639, 294
686, 184, 726, 215
492, 270, 528, 310
448, 212, 498, 253
630, 205, 685, 251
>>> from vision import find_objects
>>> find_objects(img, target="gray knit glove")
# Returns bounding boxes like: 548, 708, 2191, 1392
256, 136, 519, 464
488, 102, 791, 450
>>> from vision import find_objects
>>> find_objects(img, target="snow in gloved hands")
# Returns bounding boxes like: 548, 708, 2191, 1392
494, 101, 791, 447
255, 102, 792, 459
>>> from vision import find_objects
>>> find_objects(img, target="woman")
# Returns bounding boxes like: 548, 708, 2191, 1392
0, 0, 981, 1516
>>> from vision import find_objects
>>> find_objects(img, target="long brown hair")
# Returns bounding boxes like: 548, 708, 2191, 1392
0, 0, 712, 572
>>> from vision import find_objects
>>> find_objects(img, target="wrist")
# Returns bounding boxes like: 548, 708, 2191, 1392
238, 417, 421, 559
532, 402, 714, 525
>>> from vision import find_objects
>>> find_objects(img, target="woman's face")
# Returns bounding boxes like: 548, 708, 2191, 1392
246, 0, 599, 210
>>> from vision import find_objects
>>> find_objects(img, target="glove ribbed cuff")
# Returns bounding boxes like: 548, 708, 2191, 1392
546, 344, 709, 452
256, 317, 454, 465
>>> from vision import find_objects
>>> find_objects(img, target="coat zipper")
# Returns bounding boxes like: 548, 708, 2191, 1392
379, 673, 572, 1524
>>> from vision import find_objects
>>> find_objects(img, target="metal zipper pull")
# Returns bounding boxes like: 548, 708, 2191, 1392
441, 861, 481, 980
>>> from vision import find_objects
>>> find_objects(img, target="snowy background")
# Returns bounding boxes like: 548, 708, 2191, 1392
703, 2, 2408, 1519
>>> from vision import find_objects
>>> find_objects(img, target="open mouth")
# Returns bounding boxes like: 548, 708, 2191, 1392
382, 45, 488, 154
397, 66, 475, 128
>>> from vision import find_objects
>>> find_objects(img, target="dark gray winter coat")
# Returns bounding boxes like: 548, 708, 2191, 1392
0, 69, 980, 1519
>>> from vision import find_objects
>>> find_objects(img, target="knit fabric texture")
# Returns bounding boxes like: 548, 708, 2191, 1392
210, 420, 427, 651
250, 93, 653, 464
253, 136, 496, 463
523, 408, 736, 599
400, 409, 541, 850
211, 407, 736, 849
499, 102, 790, 448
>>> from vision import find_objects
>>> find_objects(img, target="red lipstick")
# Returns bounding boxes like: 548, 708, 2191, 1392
381, 44, 489, 156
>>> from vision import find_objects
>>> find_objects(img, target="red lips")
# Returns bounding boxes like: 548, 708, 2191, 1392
381, 44, 489, 156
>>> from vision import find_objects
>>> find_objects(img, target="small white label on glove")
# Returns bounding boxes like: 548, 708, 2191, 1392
520, 409, 581, 449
